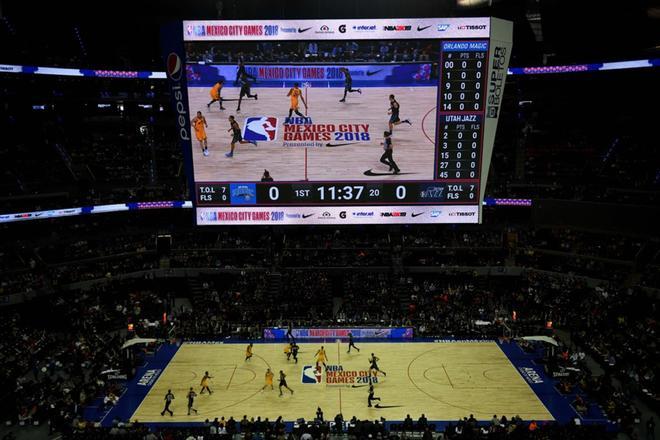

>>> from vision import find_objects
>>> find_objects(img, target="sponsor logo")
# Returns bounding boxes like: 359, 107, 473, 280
230, 183, 257, 205
166, 53, 182, 82
383, 25, 412, 32
419, 185, 446, 201
243, 116, 278, 142
339, 211, 347, 219
338, 24, 346, 33
286, 213, 301, 219
380, 212, 407, 217
352, 211, 374, 217
449, 211, 476, 217
302, 365, 323, 384
167, 53, 190, 143
437, 24, 450, 31
366, 69, 383, 76
302, 213, 314, 219
519, 367, 544, 384
325, 142, 357, 147
315, 25, 334, 34
412, 212, 424, 218
200, 211, 218, 222
352, 25, 377, 32
298, 27, 312, 33
430, 210, 442, 218
318, 211, 336, 220
487, 46, 507, 118
457, 24, 487, 30
137, 369, 161, 386
281, 27, 297, 33
417, 25, 431, 31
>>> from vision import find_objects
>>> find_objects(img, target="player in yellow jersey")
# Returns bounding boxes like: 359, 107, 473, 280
200, 371, 213, 394
245, 343, 253, 361
191, 111, 209, 156
261, 368, 274, 392
314, 345, 328, 369
286, 83, 307, 118
284, 343, 292, 361
207, 80, 225, 110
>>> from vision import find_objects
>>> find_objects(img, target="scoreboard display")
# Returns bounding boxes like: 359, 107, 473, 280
162, 18, 512, 225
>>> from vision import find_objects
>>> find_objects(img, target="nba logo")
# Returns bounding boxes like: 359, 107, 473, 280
199, 211, 217, 222
302, 365, 323, 384
243, 117, 278, 142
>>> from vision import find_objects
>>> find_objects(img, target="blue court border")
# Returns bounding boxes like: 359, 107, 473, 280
94, 338, 615, 432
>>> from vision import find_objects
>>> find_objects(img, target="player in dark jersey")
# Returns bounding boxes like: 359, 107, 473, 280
380, 131, 400, 174
347, 332, 360, 353
225, 115, 257, 158
388, 94, 411, 132
278, 370, 294, 396
235, 59, 257, 85
291, 342, 299, 363
236, 73, 258, 113
187, 387, 198, 415
367, 383, 381, 407
339, 67, 361, 102
369, 353, 387, 377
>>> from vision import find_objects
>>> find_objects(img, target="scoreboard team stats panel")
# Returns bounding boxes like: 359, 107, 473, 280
162, 18, 512, 224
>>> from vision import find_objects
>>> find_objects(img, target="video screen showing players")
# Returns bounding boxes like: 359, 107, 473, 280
184, 39, 439, 183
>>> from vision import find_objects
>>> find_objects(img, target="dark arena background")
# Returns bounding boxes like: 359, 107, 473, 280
1, 1, 659, 439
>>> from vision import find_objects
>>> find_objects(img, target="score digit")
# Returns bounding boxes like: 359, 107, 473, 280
269, 186, 280, 201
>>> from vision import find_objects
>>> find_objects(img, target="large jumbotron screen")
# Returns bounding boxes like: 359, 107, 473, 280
163, 18, 512, 225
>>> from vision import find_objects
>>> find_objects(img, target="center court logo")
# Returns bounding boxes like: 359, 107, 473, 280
302, 365, 323, 384
243, 117, 278, 142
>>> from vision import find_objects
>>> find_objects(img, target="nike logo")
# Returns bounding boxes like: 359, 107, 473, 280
298, 27, 312, 33
366, 69, 383, 76
302, 213, 314, 218
363, 169, 415, 176
374, 404, 404, 409
325, 142, 357, 147
412, 212, 424, 217
417, 25, 431, 31
351, 384, 369, 388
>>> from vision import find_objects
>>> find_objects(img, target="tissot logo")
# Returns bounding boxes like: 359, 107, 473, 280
457, 24, 487, 30
449, 212, 476, 217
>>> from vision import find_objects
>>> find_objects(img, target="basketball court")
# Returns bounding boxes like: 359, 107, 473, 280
187, 86, 437, 182
126, 341, 554, 424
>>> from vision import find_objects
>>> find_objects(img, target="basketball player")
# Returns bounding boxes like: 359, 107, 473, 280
367, 384, 381, 408
369, 353, 387, 377
387, 94, 411, 132
245, 343, 253, 362
291, 342, 299, 364
261, 368, 274, 392
278, 370, 294, 396
339, 67, 361, 102
161, 389, 174, 416
380, 131, 400, 175
200, 371, 213, 394
347, 332, 360, 353
284, 343, 292, 361
225, 115, 257, 158
191, 111, 209, 156
235, 59, 256, 85
286, 322, 294, 342
207, 80, 225, 110
236, 73, 258, 113
287, 83, 307, 118
315, 346, 328, 369
187, 387, 198, 415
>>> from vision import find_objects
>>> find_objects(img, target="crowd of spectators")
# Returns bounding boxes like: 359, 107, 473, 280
185, 40, 438, 64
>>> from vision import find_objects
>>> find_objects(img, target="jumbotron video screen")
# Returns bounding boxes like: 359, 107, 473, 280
163, 18, 512, 225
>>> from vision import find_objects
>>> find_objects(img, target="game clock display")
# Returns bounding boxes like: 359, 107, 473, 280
163, 17, 512, 224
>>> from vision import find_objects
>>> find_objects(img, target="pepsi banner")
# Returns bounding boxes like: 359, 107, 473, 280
263, 327, 413, 339
186, 63, 434, 88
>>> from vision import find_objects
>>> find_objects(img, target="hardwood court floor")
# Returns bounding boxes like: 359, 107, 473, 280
131, 342, 553, 423
188, 86, 437, 182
